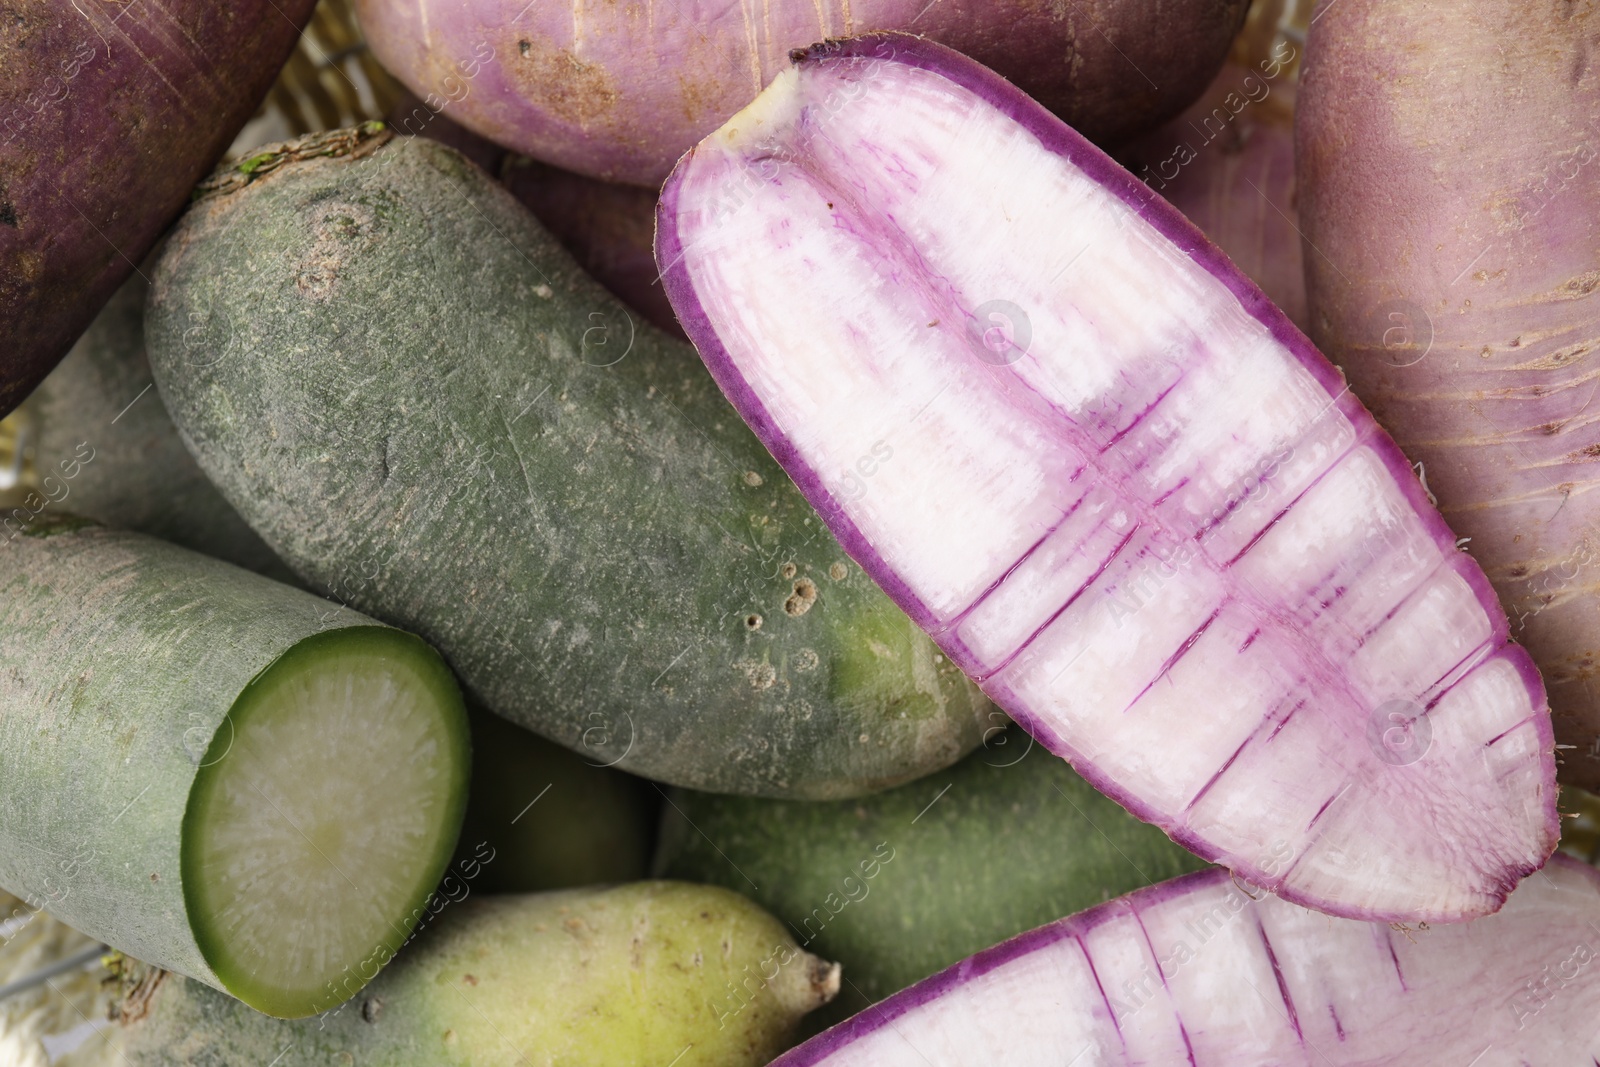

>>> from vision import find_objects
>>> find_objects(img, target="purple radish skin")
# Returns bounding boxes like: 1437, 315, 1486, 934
771, 854, 1600, 1066
657, 33, 1557, 924
0, 0, 316, 417
353, 0, 1248, 186
1298, 0, 1600, 790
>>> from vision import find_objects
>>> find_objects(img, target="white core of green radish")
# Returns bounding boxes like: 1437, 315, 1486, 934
183, 629, 467, 1018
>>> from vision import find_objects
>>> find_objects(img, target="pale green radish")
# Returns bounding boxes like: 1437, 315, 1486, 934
0, 883, 840, 1066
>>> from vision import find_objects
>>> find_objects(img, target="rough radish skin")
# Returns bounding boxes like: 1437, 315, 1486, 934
0, 0, 315, 417
22, 274, 289, 578
354, 0, 1247, 186
105, 884, 839, 1066
1298, 1, 1600, 787
0, 520, 469, 1017
502, 155, 686, 338
385, 96, 684, 335
658, 34, 1557, 921
144, 126, 993, 800
771, 854, 1600, 1066
1118, 56, 1307, 332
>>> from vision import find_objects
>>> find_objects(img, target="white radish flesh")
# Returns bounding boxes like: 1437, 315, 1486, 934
772, 855, 1600, 1066
657, 34, 1557, 922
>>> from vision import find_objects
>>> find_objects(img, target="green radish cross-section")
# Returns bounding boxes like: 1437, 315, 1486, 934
183, 627, 470, 1017
0, 523, 469, 1018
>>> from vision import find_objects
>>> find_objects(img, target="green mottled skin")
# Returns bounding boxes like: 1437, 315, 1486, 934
24, 273, 290, 579
0, 523, 389, 997
452, 703, 659, 892
145, 128, 991, 799
113, 883, 838, 1066
655, 726, 1213, 1032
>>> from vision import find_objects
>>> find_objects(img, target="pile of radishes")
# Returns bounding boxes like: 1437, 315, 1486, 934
0, 0, 1596, 1063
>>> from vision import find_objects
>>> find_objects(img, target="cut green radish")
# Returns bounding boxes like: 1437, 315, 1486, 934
183, 628, 468, 1017
0, 521, 469, 1018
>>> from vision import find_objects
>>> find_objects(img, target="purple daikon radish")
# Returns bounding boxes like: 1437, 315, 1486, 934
656, 34, 1558, 923
770, 854, 1600, 1066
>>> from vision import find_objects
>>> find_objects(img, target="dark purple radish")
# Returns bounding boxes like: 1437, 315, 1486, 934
770, 854, 1600, 1066
657, 34, 1557, 923
0, 0, 316, 417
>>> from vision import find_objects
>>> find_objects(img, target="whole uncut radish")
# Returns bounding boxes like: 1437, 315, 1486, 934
1298, 1, 1600, 786
22, 274, 287, 578
656, 727, 1210, 1033
0, 520, 469, 1017
16, 883, 838, 1067
353, 0, 1248, 186
771, 855, 1600, 1066
143, 125, 992, 800
658, 34, 1557, 922
1118, 52, 1307, 331
0, 0, 315, 418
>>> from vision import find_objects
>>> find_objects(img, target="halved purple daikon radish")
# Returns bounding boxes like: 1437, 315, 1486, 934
770, 855, 1600, 1067
656, 33, 1558, 923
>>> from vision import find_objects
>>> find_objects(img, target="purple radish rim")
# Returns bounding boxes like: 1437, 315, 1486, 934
655, 31, 1558, 923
